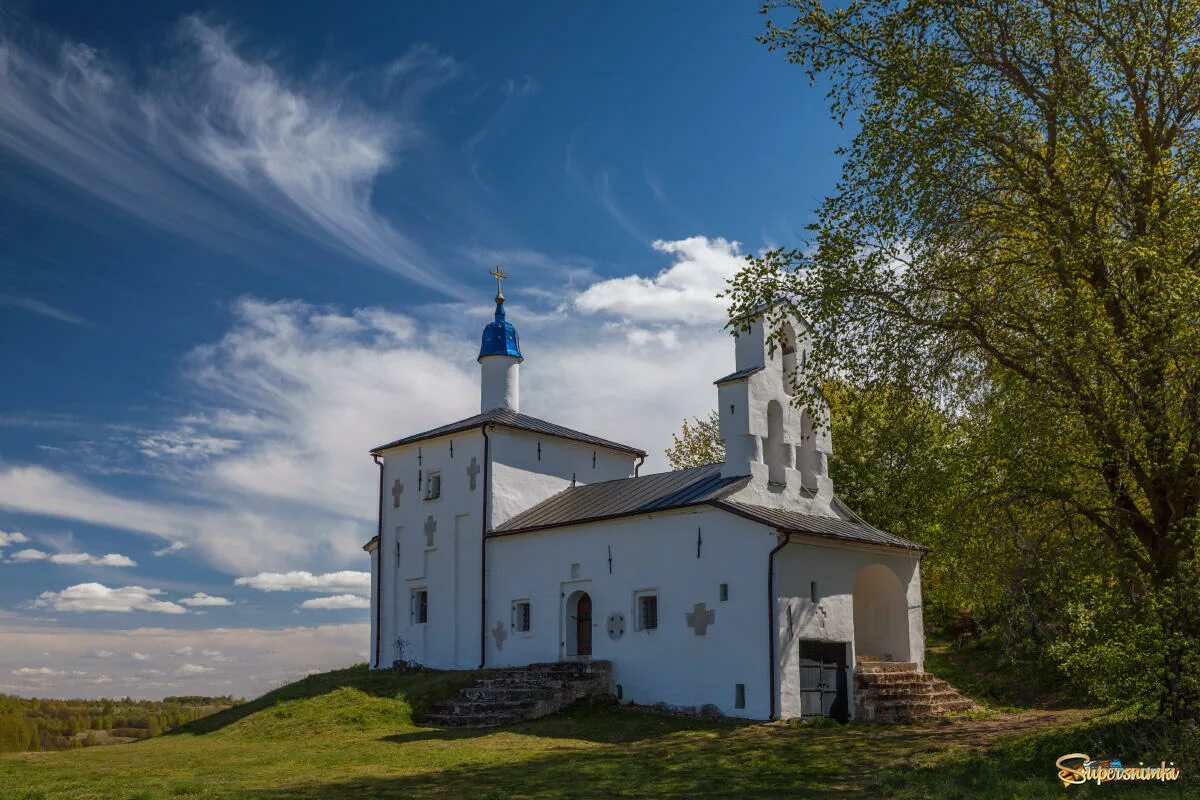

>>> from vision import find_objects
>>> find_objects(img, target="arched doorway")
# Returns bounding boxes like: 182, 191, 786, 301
564, 590, 592, 658
852, 564, 910, 661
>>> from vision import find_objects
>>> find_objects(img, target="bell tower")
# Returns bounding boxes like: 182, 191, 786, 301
715, 308, 834, 512
478, 267, 522, 413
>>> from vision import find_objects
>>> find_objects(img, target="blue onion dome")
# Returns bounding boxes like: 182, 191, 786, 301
478, 288, 523, 362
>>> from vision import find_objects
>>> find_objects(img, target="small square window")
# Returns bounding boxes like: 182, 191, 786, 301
424, 472, 441, 501
636, 592, 658, 631
411, 589, 428, 624
719, 583, 729, 602
512, 600, 531, 633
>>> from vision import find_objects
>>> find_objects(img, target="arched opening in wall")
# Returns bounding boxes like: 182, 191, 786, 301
564, 590, 592, 658
781, 323, 798, 394
766, 400, 787, 486
798, 409, 817, 490
852, 565, 910, 662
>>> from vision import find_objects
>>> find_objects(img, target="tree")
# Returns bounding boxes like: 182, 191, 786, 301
665, 411, 725, 470
732, 0, 1200, 719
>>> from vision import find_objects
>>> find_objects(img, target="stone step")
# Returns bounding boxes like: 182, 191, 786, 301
854, 661, 918, 674
854, 672, 937, 686
463, 686, 550, 702
423, 660, 613, 729
444, 699, 540, 715
858, 689, 967, 703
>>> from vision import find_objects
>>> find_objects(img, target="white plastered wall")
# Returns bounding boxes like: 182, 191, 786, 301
376, 432, 487, 669
486, 507, 777, 719
773, 538, 925, 720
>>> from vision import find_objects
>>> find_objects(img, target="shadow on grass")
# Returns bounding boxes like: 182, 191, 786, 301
172, 665, 481, 735
924, 637, 1080, 711
383, 703, 745, 746
866, 713, 1199, 799
238, 709, 1101, 800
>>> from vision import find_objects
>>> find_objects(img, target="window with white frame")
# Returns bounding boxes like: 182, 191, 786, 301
512, 600, 531, 633
635, 591, 659, 631
411, 588, 428, 624
424, 472, 441, 500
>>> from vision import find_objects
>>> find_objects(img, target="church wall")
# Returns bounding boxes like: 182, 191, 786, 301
377, 432, 486, 670
773, 540, 924, 720
489, 428, 637, 528
485, 507, 777, 719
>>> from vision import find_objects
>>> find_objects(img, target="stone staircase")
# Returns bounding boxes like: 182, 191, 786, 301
423, 660, 613, 728
854, 657, 976, 723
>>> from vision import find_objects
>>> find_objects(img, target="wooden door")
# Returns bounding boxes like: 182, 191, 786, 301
798, 641, 848, 722
576, 593, 592, 656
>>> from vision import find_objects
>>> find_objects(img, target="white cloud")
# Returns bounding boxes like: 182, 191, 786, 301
13, 666, 64, 676
177, 663, 214, 676
0, 622, 366, 699
9, 549, 138, 567
574, 236, 744, 325
299, 594, 370, 610
131, 652, 151, 661
173, 646, 194, 656
93, 650, 115, 659
153, 541, 189, 557
236, 571, 371, 596
179, 592, 234, 607
30, 583, 189, 614
0, 530, 30, 548
0, 18, 458, 291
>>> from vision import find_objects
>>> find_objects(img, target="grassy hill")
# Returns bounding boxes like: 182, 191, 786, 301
0, 663, 1194, 799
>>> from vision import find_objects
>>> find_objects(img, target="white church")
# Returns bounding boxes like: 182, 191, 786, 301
364, 274, 928, 721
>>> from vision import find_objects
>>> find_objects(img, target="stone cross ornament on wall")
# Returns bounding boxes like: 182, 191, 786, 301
466, 457, 480, 491
391, 480, 404, 508
685, 602, 716, 635
424, 515, 436, 547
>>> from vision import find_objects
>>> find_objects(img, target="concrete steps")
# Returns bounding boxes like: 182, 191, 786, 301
854, 657, 976, 723
424, 660, 613, 728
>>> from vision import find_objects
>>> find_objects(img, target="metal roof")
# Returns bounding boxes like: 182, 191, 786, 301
370, 408, 646, 457
712, 499, 928, 551
493, 463, 745, 534
714, 365, 764, 384
492, 462, 925, 552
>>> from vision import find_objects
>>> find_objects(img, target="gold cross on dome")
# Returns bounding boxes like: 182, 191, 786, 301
489, 266, 507, 301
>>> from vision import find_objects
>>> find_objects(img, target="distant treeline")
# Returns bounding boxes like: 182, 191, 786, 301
0, 694, 239, 752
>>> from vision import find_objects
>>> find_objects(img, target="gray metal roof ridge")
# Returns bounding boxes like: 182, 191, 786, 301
713, 365, 764, 384
370, 408, 646, 456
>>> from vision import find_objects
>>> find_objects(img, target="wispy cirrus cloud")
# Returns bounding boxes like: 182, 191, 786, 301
0, 294, 90, 325
0, 16, 460, 292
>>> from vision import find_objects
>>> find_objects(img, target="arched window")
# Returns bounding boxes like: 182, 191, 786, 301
780, 323, 798, 394
766, 400, 787, 486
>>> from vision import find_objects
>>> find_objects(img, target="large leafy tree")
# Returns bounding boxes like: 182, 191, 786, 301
730, 0, 1200, 719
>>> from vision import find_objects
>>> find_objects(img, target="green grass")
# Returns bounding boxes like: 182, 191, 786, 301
0, 665, 1193, 799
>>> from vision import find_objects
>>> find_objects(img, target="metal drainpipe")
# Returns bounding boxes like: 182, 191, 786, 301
767, 531, 791, 720
479, 425, 491, 668
372, 454, 384, 669
634, 454, 645, 477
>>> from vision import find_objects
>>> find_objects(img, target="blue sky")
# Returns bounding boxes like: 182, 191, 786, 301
0, 1, 846, 698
